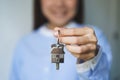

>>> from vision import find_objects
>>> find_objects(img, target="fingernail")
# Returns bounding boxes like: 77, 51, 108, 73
54, 31, 58, 36
54, 27, 61, 31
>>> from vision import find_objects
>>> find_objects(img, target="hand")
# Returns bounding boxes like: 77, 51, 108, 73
54, 27, 98, 61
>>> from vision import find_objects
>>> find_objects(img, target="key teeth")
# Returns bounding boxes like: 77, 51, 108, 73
56, 63, 59, 70
51, 30, 63, 70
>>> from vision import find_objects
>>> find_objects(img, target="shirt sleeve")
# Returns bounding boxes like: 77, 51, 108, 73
76, 45, 102, 73
9, 39, 25, 80
76, 26, 112, 80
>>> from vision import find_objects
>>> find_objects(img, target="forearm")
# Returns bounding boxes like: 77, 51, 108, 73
76, 47, 110, 80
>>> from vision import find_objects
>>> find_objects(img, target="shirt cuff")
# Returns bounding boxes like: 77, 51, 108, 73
76, 45, 102, 73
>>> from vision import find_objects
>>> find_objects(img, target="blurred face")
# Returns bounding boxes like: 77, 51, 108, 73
41, 0, 77, 26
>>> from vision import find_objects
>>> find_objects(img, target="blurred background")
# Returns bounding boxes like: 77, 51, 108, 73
0, 0, 120, 80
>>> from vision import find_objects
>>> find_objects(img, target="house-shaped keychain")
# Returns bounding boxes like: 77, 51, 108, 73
51, 43, 65, 70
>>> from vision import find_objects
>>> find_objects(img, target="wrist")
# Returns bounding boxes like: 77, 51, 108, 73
77, 45, 100, 64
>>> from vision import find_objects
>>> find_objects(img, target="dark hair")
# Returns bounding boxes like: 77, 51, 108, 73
34, 0, 84, 30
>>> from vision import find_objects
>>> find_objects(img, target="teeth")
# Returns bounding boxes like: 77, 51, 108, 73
51, 9, 66, 18
54, 12, 65, 17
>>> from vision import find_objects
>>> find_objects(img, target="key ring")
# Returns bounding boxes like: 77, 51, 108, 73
57, 30, 60, 44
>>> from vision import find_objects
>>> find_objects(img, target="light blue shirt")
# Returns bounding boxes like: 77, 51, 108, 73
10, 22, 112, 80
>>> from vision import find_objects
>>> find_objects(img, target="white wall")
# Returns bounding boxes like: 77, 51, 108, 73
0, 0, 33, 80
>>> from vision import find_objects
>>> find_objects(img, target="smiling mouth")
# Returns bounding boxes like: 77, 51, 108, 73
51, 9, 68, 18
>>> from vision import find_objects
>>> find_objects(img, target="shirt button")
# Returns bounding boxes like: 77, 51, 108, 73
92, 60, 95, 64
86, 65, 89, 68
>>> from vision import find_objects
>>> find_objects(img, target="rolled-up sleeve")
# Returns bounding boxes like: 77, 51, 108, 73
76, 26, 112, 80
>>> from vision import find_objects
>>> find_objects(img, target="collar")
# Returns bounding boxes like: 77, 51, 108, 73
38, 21, 78, 37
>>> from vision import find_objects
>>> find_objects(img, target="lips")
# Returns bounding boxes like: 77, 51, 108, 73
54, 13, 65, 18
51, 9, 67, 18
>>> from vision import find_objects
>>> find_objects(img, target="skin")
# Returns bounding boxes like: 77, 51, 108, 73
41, 0, 77, 29
41, 0, 98, 61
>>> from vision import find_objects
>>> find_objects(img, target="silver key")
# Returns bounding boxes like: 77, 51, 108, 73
51, 30, 65, 70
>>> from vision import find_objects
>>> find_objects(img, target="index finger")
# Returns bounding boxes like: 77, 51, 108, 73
59, 27, 91, 36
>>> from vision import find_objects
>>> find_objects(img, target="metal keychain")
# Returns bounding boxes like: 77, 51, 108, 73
51, 30, 65, 70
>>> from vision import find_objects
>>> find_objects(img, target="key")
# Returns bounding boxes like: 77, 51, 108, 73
51, 30, 65, 70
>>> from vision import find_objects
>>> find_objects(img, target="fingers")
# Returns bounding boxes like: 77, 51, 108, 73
60, 34, 97, 45
73, 51, 96, 60
66, 44, 96, 60
66, 44, 97, 54
54, 27, 97, 45
54, 27, 94, 37
54, 27, 97, 60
